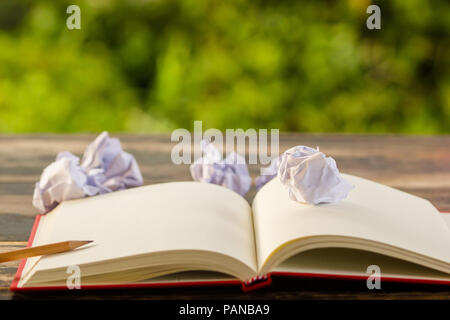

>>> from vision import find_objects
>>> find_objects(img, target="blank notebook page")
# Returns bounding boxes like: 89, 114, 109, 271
28, 182, 257, 274
253, 174, 450, 270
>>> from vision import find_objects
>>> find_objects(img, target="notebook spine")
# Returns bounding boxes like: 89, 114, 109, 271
241, 274, 272, 292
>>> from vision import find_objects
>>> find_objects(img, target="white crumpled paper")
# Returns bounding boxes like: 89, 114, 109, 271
255, 156, 280, 191
190, 140, 251, 196
278, 145, 353, 205
33, 132, 143, 213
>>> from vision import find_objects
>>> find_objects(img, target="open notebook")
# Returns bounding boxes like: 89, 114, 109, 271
11, 174, 450, 291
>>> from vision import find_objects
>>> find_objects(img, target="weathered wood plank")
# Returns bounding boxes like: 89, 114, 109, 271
0, 242, 26, 291
0, 215, 35, 241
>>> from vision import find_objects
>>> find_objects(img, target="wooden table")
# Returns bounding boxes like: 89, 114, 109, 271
0, 134, 449, 299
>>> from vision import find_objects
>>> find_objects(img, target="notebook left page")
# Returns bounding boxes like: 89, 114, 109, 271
20, 181, 257, 285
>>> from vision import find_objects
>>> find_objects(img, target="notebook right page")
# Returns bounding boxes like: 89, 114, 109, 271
252, 174, 450, 272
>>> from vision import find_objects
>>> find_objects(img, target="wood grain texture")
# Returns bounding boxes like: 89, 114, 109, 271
0, 134, 449, 299
0, 242, 25, 290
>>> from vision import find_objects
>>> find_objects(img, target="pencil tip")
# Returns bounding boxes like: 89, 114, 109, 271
75, 240, 94, 246
67, 240, 93, 250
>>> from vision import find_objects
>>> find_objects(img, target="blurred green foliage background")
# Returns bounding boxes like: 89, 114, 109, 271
0, 0, 448, 133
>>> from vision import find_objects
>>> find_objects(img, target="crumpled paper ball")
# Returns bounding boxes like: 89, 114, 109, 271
32, 132, 143, 213
81, 131, 143, 193
190, 140, 251, 196
277, 145, 353, 205
255, 156, 280, 191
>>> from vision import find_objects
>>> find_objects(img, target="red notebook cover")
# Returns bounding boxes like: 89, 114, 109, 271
10, 212, 450, 292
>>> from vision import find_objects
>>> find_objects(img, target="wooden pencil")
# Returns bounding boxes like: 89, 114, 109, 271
0, 240, 93, 263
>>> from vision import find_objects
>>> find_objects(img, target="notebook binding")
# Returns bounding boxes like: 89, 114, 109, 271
241, 274, 272, 292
